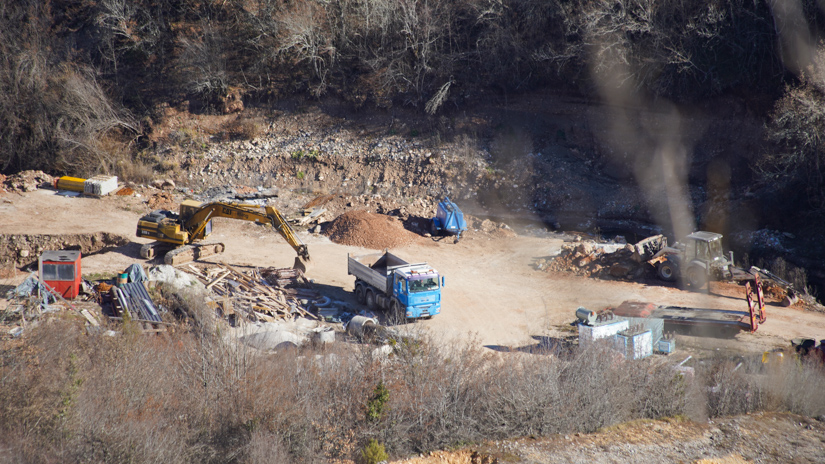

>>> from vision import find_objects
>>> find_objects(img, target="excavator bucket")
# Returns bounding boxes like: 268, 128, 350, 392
293, 256, 312, 274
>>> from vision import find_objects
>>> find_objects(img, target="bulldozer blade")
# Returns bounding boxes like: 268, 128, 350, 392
293, 256, 312, 274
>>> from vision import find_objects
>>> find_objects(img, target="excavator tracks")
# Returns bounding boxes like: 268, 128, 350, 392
164, 242, 226, 265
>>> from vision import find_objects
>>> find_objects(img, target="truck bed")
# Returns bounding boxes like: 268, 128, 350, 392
348, 251, 410, 294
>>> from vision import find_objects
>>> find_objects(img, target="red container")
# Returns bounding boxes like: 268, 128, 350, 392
39, 250, 82, 299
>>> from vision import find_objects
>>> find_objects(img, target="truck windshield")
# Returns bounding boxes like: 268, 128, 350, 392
409, 277, 439, 293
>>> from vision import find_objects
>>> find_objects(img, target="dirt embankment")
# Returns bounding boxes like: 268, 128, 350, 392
0, 233, 130, 268
395, 413, 825, 464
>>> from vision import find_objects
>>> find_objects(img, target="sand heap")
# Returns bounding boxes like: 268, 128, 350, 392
324, 210, 418, 249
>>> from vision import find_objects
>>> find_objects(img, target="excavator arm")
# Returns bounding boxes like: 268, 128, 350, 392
138, 200, 311, 270
183, 202, 310, 261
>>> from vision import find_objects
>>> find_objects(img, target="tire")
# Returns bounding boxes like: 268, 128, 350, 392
687, 265, 707, 288
355, 285, 366, 304
391, 300, 406, 325
657, 261, 678, 282
430, 219, 438, 236
365, 290, 377, 310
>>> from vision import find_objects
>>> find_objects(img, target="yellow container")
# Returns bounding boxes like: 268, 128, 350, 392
55, 176, 86, 192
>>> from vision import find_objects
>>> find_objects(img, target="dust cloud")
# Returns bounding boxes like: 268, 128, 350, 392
587, 35, 698, 240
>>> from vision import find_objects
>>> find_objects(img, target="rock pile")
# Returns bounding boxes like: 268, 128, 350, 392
146, 191, 177, 210
323, 210, 419, 250
539, 241, 646, 281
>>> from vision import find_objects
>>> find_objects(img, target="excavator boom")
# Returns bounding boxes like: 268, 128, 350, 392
137, 200, 310, 270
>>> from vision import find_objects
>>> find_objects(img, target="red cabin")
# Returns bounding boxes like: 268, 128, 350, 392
39, 250, 82, 299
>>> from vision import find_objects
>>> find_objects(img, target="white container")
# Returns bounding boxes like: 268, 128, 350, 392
312, 327, 336, 345
615, 329, 653, 360
578, 319, 629, 349
84, 175, 118, 195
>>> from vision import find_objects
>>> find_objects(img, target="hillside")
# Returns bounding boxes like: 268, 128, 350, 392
3, 1, 825, 463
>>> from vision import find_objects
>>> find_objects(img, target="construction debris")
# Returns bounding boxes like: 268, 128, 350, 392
111, 282, 162, 323
187, 263, 322, 323
539, 241, 646, 280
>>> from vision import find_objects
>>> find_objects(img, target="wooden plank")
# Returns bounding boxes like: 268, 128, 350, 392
187, 264, 206, 277
81, 309, 100, 326
252, 311, 276, 322
206, 270, 231, 290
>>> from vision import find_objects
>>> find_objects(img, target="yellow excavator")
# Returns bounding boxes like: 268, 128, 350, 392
136, 199, 311, 271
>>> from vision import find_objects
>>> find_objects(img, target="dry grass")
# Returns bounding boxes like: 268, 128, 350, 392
0, 311, 823, 464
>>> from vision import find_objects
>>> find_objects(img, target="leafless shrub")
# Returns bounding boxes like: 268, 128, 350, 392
245, 429, 292, 464
759, 45, 825, 210
0, 5, 136, 175
760, 356, 825, 417
4, 310, 825, 463
176, 23, 230, 103
702, 356, 763, 417
277, 1, 335, 96
95, 0, 162, 77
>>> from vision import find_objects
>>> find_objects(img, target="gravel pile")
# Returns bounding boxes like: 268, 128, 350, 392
323, 210, 419, 249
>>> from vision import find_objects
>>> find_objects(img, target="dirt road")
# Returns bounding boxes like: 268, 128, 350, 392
2, 188, 823, 356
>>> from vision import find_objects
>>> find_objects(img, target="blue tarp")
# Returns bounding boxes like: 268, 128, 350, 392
5, 273, 55, 307
125, 264, 148, 283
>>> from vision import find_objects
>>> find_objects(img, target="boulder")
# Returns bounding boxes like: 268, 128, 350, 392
609, 263, 632, 277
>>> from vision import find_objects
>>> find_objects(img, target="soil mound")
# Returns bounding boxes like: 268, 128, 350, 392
323, 210, 418, 249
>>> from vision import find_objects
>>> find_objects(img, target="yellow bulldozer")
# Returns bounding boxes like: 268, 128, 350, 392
136, 199, 311, 271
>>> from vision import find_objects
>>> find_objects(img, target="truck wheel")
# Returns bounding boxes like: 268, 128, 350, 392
391, 300, 405, 325
687, 266, 707, 288
430, 219, 438, 236
657, 261, 678, 282
355, 285, 366, 304
365, 290, 377, 310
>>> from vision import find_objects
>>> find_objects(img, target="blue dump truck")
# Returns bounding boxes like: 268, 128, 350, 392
430, 197, 468, 243
348, 250, 443, 322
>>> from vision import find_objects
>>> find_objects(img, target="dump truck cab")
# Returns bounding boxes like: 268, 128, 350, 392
392, 264, 442, 319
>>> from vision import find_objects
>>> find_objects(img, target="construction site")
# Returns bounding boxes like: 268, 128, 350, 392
2, 103, 825, 462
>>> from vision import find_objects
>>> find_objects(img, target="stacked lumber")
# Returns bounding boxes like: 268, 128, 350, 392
187, 264, 321, 322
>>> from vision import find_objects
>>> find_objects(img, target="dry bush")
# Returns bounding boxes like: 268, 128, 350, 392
0, 317, 89, 462
760, 46, 825, 212
175, 22, 230, 106
0, 3, 137, 176
117, 156, 156, 183
702, 356, 763, 417
4, 310, 825, 463
759, 356, 825, 417
223, 118, 264, 141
